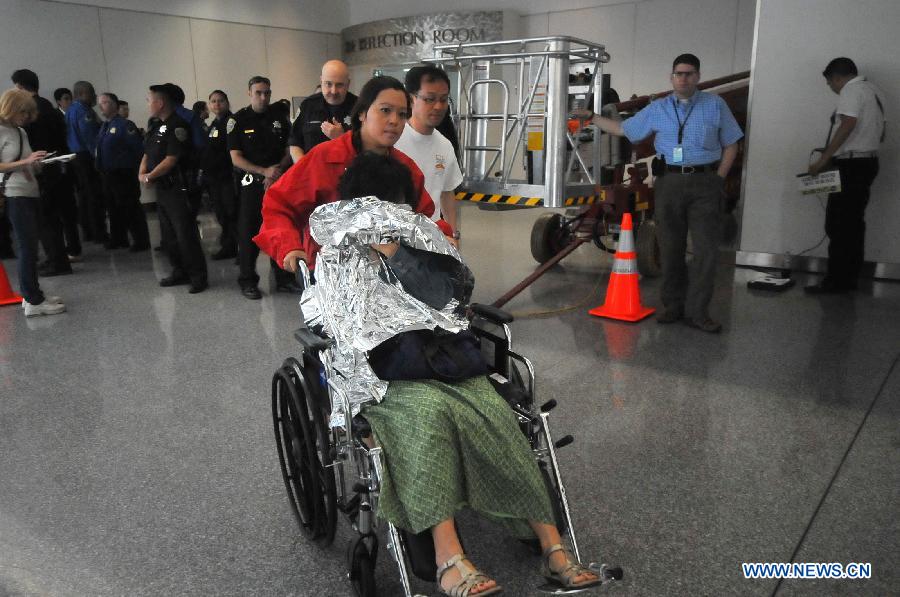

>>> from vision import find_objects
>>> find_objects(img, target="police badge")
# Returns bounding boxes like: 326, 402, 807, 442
343, 115, 352, 127
159, 124, 168, 134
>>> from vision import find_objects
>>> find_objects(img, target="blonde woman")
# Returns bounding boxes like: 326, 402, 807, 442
0, 88, 65, 316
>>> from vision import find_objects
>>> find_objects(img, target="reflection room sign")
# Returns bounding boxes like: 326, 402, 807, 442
341, 12, 504, 66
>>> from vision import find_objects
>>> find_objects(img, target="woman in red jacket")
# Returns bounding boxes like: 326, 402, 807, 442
253, 76, 435, 273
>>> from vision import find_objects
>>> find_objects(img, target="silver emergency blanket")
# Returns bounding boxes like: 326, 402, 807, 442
300, 196, 468, 423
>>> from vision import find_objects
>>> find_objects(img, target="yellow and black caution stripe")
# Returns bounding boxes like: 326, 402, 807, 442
455, 190, 605, 207
454, 192, 542, 207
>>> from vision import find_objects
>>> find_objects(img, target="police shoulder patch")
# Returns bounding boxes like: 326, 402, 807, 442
174, 127, 188, 142
226, 118, 236, 134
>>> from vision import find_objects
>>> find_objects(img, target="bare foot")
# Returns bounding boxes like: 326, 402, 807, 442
438, 556, 498, 595
548, 549, 599, 585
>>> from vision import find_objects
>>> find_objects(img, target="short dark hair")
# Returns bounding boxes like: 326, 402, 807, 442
350, 76, 410, 133
164, 83, 185, 105
119, 100, 128, 107
149, 84, 174, 105
11, 69, 39, 92
404, 64, 451, 96
823, 57, 857, 79
54, 87, 71, 102
192, 100, 207, 115
248, 76, 271, 89
209, 89, 229, 102
672, 53, 700, 72
99, 92, 119, 106
338, 150, 416, 207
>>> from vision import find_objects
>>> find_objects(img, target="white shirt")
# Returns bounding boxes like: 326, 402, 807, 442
0, 124, 39, 198
835, 76, 885, 155
394, 122, 463, 222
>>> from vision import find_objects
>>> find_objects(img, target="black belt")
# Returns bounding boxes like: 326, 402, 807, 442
664, 162, 719, 174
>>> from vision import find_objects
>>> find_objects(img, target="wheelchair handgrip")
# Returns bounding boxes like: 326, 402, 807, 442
295, 258, 312, 290
554, 435, 574, 449
470, 303, 513, 324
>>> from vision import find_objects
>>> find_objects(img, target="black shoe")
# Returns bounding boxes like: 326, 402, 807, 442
657, 308, 684, 324
684, 317, 723, 333
129, 244, 150, 253
241, 286, 262, 300
276, 279, 304, 294
211, 248, 237, 261
159, 273, 189, 287
188, 280, 209, 294
38, 262, 73, 277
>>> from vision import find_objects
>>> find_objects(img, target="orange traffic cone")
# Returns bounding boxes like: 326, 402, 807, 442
589, 213, 655, 322
0, 260, 22, 306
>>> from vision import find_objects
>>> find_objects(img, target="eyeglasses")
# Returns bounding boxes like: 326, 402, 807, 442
672, 71, 697, 78
415, 94, 450, 106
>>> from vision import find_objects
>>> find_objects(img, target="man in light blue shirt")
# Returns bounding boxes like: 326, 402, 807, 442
584, 53, 743, 333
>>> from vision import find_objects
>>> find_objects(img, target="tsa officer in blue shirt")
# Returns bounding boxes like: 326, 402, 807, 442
96, 92, 150, 251
583, 53, 743, 333
66, 80, 109, 244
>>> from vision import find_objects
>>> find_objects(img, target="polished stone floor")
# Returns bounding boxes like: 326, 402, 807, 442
1, 205, 897, 597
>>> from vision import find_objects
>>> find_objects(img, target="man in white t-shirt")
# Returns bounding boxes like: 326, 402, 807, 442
394, 65, 464, 240
806, 57, 885, 294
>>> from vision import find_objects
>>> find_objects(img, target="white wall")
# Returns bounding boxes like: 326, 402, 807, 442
0, 0, 342, 128
739, 0, 899, 264
522, 0, 757, 99
63, 0, 348, 32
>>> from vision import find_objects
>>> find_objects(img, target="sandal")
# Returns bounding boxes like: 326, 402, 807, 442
541, 544, 602, 589
436, 553, 504, 596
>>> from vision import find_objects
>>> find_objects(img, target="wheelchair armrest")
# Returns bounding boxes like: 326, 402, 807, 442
293, 327, 334, 352
470, 303, 514, 324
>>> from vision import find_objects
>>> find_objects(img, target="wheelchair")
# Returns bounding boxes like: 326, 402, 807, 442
271, 263, 622, 596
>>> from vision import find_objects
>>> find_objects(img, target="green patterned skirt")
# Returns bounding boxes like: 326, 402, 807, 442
362, 375, 554, 537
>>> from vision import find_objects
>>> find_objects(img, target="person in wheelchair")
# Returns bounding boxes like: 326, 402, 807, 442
263, 142, 602, 595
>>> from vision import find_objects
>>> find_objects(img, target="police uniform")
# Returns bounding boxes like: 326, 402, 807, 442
202, 111, 238, 258
144, 113, 208, 288
288, 92, 358, 154
226, 104, 292, 291
65, 99, 107, 243
96, 115, 149, 250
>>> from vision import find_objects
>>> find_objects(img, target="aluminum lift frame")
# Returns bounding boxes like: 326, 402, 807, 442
429, 36, 611, 208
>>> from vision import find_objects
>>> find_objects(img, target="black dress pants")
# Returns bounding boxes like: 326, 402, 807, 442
71, 152, 107, 242
237, 180, 292, 289
101, 169, 150, 249
36, 167, 72, 270
825, 157, 879, 287
156, 186, 207, 284
207, 173, 238, 254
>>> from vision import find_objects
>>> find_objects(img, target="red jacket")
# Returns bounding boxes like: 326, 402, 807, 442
253, 131, 435, 268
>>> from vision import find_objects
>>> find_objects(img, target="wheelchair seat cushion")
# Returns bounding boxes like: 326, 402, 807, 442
361, 376, 553, 537
368, 329, 489, 383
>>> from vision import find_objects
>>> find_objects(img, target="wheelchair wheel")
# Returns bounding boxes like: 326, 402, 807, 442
272, 357, 337, 547
347, 534, 378, 597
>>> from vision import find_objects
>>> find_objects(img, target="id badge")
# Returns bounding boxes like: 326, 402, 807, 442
672, 146, 684, 164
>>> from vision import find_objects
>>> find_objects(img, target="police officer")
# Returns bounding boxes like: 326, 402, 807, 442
228, 75, 294, 300
288, 60, 357, 162
166, 84, 207, 216
96, 92, 149, 251
66, 80, 108, 245
202, 89, 238, 260
139, 84, 208, 293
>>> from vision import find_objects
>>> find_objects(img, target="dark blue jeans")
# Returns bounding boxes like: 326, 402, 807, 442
6, 196, 45, 305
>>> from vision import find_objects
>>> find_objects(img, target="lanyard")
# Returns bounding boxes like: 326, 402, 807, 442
671, 97, 696, 144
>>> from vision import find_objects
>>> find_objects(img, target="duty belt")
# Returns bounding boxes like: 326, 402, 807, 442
835, 150, 877, 160
664, 162, 719, 174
